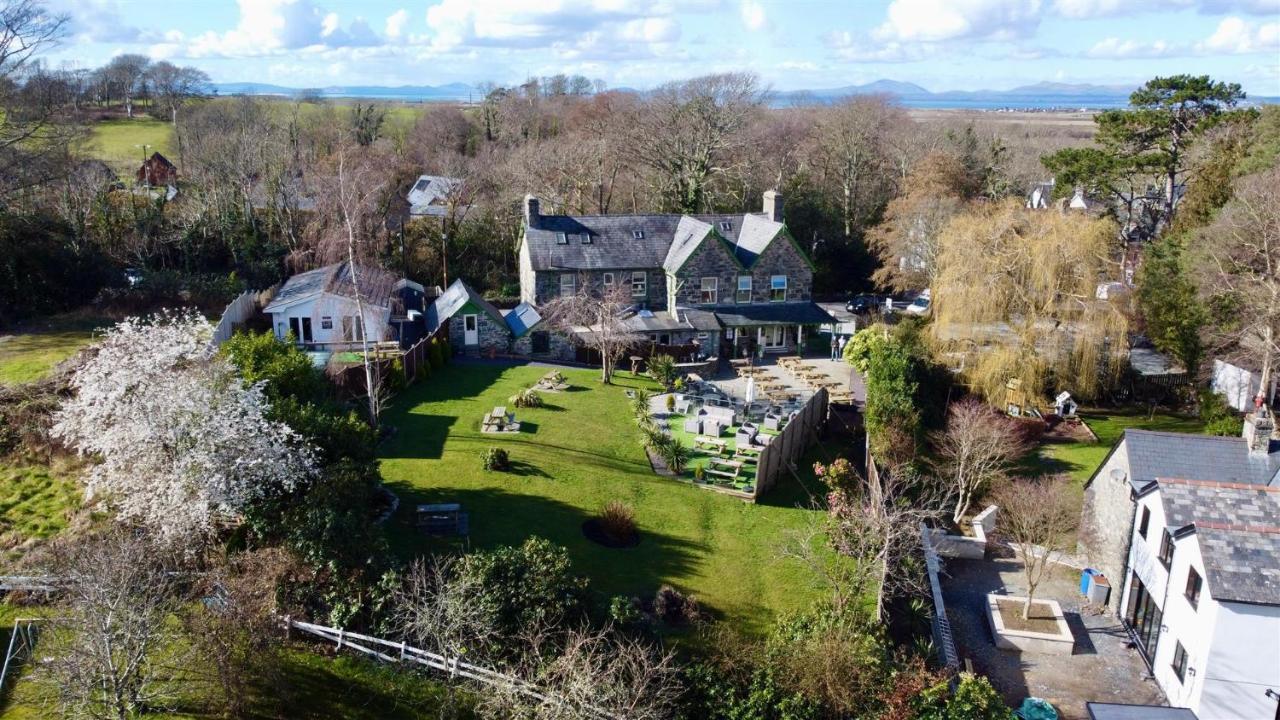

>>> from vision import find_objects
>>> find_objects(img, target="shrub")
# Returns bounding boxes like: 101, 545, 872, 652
458, 537, 588, 641
915, 672, 1010, 720
630, 388, 653, 416
609, 594, 644, 627
481, 447, 510, 471
653, 585, 701, 626
1199, 388, 1244, 436
509, 387, 543, 409
658, 437, 690, 473
384, 359, 407, 395
665, 394, 676, 413
648, 353, 677, 388
693, 464, 705, 483
428, 338, 444, 369
221, 330, 327, 404
598, 500, 638, 543
642, 425, 668, 452
673, 377, 686, 392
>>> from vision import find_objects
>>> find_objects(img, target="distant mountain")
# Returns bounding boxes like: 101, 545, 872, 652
212, 81, 480, 101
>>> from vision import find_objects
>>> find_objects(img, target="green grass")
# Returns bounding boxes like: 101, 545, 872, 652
379, 363, 830, 636
83, 117, 176, 176
0, 465, 79, 561
1029, 407, 1208, 485
0, 331, 97, 386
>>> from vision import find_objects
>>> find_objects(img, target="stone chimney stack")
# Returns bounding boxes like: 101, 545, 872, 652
763, 190, 783, 223
523, 194, 540, 228
1244, 405, 1275, 455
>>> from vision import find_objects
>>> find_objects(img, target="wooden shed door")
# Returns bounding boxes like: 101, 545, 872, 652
463, 315, 478, 345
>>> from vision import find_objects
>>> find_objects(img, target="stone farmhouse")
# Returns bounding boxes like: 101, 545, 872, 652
517, 190, 831, 358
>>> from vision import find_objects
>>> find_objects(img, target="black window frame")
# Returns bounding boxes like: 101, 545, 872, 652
1171, 641, 1188, 683
1185, 567, 1202, 609
1158, 529, 1174, 569
1138, 506, 1150, 539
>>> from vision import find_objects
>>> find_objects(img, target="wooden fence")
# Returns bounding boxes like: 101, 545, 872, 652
753, 387, 828, 499
285, 618, 619, 719
211, 289, 266, 347
328, 333, 439, 399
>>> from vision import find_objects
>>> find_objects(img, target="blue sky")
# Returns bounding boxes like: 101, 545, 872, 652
43, 0, 1280, 94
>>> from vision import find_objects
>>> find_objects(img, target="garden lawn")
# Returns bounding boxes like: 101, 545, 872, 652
1030, 407, 1208, 485
379, 363, 830, 636
0, 465, 79, 563
84, 117, 176, 176
0, 331, 96, 386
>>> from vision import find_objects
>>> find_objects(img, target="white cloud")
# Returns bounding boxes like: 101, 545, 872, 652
1196, 16, 1280, 53
873, 0, 1042, 43
822, 30, 934, 62
49, 0, 148, 43
619, 18, 681, 43
181, 0, 383, 58
740, 1, 766, 32
1086, 37, 1178, 58
385, 9, 410, 39
1052, 0, 1276, 17
425, 0, 663, 51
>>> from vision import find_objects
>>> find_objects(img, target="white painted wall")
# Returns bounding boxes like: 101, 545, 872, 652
1148, 528, 1210, 713
269, 293, 390, 350
1201, 601, 1280, 720
518, 241, 536, 304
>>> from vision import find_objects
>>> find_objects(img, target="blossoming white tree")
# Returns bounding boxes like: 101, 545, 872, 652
53, 311, 316, 542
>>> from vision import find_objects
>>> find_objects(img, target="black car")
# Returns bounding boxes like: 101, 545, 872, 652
845, 294, 886, 314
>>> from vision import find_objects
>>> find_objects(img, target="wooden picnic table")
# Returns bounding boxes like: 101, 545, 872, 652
694, 435, 727, 452
710, 457, 744, 471
730, 358, 751, 367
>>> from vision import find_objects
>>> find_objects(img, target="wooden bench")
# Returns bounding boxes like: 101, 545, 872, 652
710, 458, 744, 471
704, 467, 739, 481
694, 436, 728, 453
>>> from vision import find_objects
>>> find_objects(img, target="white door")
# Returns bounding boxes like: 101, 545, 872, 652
463, 314, 478, 345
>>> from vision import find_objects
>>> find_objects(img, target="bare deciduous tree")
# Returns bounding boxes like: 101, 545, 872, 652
808, 95, 903, 239
1195, 166, 1280, 405
932, 398, 1028, 525
993, 476, 1076, 619
40, 530, 187, 720
541, 281, 640, 384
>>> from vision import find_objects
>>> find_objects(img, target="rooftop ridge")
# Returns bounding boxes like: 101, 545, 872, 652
1196, 520, 1280, 535
1127, 428, 1244, 442
1157, 477, 1280, 492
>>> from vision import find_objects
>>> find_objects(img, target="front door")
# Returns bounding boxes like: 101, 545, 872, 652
463, 314, 478, 346
288, 316, 313, 344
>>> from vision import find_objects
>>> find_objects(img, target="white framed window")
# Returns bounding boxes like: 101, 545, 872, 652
602, 272, 615, 288
718, 220, 732, 232
320, 316, 333, 330
700, 277, 718, 304
560, 273, 576, 297
770, 275, 787, 302
556, 232, 568, 245
342, 316, 363, 342
581, 233, 592, 244
631, 271, 647, 297
737, 275, 752, 303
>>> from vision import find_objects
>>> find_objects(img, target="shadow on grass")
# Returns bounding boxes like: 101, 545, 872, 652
382, 485, 706, 603
506, 461, 550, 478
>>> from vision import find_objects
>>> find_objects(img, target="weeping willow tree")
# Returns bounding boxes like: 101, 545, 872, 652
933, 200, 1127, 404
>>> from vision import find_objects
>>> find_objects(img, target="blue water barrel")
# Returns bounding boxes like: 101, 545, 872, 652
1081, 568, 1098, 596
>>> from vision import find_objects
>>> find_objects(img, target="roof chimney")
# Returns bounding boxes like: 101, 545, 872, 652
1244, 405, 1275, 455
763, 190, 783, 223
523, 194, 540, 228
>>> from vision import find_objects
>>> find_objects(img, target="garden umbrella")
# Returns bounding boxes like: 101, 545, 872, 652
745, 376, 756, 405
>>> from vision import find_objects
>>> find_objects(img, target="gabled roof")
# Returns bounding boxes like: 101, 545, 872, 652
504, 302, 542, 338
425, 278, 506, 333
523, 210, 789, 273
407, 175, 463, 217
1120, 429, 1280, 491
714, 303, 834, 327
1086, 703, 1198, 720
1150, 477, 1280, 605
264, 262, 401, 313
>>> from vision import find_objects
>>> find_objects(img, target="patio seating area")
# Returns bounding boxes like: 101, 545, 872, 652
481, 405, 521, 433
654, 391, 797, 495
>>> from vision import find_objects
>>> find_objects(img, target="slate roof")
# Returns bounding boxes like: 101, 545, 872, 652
1153, 478, 1280, 605
425, 278, 506, 333
265, 262, 401, 313
713, 303, 835, 327
525, 211, 782, 272
407, 175, 463, 217
1120, 429, 1280, 491
1086, 703, 1198, 720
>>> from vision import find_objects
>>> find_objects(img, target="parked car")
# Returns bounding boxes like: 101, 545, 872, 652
903, 289, 931, 316
845, 294, 887, 314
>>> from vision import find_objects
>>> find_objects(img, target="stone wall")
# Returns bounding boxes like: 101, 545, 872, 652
1077, 441, 1133, 611
667, 227, 814, 307
511, 328, 576, 361
532, 268, 668, 309
448, 311, 510, 356
744, 230, 813, 303
668, 238, 742, 308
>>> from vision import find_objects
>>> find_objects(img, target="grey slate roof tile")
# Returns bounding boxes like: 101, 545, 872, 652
265, 262, 401, 313
1155, 478, 1280, 605
1123, 429, 1280, 490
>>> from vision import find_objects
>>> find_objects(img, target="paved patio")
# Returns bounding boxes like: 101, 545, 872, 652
940, 555, 1168, 720
701, 354, 865, 409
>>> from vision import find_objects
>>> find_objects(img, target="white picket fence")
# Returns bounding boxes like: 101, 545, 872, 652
285, 618, 620, 719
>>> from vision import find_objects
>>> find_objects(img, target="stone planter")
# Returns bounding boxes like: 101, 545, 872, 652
986, 594, 1074, 655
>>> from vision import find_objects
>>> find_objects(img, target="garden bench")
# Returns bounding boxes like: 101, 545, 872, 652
704, 468, 739, 481
694, 435, 727, 453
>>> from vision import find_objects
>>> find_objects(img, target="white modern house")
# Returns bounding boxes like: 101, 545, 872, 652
264, 262, 431, 350
1116, 438, 1280, 719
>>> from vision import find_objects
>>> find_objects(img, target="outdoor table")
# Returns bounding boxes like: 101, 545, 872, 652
694, 435, 727, 452
710, 458, 744, 471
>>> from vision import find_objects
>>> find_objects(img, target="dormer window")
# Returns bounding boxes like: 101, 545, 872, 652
632, 230, 645, 240
581, 233, 592, 244
556, 232, 568, 245
719, 221, 732, 232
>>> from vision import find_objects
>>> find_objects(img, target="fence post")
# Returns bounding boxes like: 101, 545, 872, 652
337, 628, 345, 651
284, 615, 292, 640
399, 640, 406, 660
